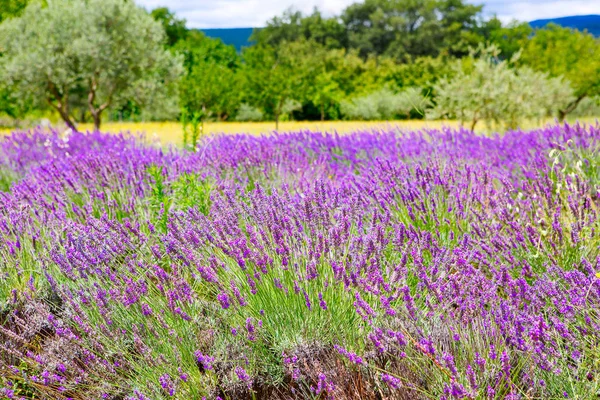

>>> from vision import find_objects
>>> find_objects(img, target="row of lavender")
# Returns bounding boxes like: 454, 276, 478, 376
0, 124, 599, 399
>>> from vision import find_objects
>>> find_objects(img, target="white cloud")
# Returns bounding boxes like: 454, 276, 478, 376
476, 0, 600, 22
136, 0, 356, 28
135, 0, 598, 28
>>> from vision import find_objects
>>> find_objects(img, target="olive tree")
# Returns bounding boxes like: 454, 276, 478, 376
341, 86, 430, 120
429, 46, 574, 130
0, 0, 182, 130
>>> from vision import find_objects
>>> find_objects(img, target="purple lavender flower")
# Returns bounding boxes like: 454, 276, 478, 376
318, 292, 327, 310
381, 373, 401, 389
303, 289, 312, 310
217, 291, 230, 309
235, 366, 251, 386
159, 374, 175, 396
194, 351, 215, 371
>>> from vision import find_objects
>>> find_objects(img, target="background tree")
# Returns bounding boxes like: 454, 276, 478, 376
235, 104, 263, 122
390, 55, 454, 94
0, 0, 182, 130
241, 44, 304, 129
429, 45, 574, 130
519, 24, 600, 120
341, 0, 483, 60
0, 84, 34, 127
0, 0, 31, 122
341, 86, 430, 120
180, 63, 239, 122
252, 8, 347, 49
177, 32, 241, 121
272, 40, 346, 121
482, 17, 532, 60
151, 7, 189, 47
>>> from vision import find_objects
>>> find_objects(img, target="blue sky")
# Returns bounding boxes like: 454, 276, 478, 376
136, 0, 599, 29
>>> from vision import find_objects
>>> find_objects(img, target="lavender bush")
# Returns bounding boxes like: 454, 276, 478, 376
1, 124, 599, 399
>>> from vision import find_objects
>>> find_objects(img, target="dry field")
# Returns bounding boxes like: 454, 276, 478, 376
2, 118, 598, 144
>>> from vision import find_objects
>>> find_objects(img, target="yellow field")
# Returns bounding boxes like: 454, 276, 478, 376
77, 120, 465, 144
2, 118, 598, 145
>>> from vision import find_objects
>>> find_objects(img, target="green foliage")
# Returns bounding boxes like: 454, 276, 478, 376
571, 96, 600, 118
391, 56, 455, 93
0, 0, 28, 23
241, 44, 304, 129
395, 86, 432, 117
341, 86, 430, 120
177, 31, 241, 122
429, 45, 575, 130
341, 92, 383, 121
520, 24, 600, 119
295, 42, 349, 121
250, 39, 406, 122
151, 7, 188, 47
281, 99, 302, 121
235, 104, 264, 122
0, 166, 17, 192
181, 108, 203, 150
254, 0, 486, 62
252, 8, 347, 49
0, 0, 183, 130
180, 62, 239, 122
147, 166, 213, 232
341, 0, 484, 60
1, 0, 600, 128
147, 165, 171, 232
171, 173, 212, 215
482, 18, 532, 60
0, 82, 34, 125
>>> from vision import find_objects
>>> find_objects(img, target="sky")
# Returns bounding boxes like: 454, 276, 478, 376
136, 0, 599, 29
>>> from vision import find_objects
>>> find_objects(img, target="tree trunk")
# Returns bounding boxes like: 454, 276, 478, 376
47, 96, 77, 131
275, 97, 284, 131
558, 94, 586, 121
470, 118, 478, 132
320, 103, 325, 121
56, 105, 78, 131
87, 75, 110, 131
92, 112, 101, 131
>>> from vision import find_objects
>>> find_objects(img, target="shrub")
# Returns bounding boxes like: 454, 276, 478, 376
235, 103, 264, 122
341, 87, 430, 120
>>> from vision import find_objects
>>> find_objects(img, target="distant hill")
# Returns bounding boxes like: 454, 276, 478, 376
200, 28, 255, 51
530, 15, 600, 36
198, 15, 600, 52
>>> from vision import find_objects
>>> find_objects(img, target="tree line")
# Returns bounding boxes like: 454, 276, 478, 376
1, 0, 599, 131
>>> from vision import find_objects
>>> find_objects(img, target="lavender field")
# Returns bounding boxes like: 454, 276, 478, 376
1, 124, 599, 399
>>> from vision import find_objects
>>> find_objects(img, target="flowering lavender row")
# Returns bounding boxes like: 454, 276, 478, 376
0, 123, 599, 399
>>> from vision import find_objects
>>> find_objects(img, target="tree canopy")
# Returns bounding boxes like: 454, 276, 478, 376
519, 24, 600, 119
253, 0, 486, 62
0, 0, 182, 130
0, 0, 28, 23
240, 44, 305, 129
151, 7, 189, 47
